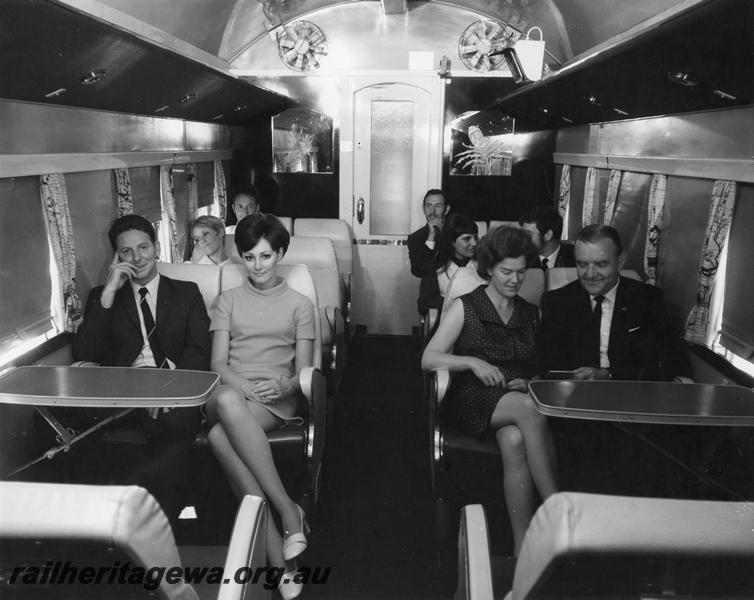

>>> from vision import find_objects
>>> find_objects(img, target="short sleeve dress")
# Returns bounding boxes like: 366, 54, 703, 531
443, 285, 539, 437
210, 277, 316, 422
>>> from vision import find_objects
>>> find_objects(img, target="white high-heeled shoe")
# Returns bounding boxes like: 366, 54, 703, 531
282, 504, 310, 561
277, 567, 303, 600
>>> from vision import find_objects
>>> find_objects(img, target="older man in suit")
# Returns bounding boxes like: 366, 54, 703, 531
537, 224, 689, 381
72, 214, 210, 518
519, 206, 575, 270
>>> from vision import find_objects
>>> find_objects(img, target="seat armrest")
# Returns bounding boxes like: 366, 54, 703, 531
299, 367, 326, 466
219, 495, 268, 600
455, 504, 494, 600
435, 368, 451, 404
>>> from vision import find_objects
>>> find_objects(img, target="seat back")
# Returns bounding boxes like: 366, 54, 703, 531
157, 262, 221, 314
488, 220, 519, 232
281, 237, 342, 346
220, 262, 322, 369
475, 221, 488, 239
509, 492, 754, 600
442, 267, 546, 315
292, 218, 353, 286
0, 482, 196, 600
546, 268, 642, 291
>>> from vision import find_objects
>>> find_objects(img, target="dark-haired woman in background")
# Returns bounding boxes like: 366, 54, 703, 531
422, 226, 557, 555
417, 213, 478, 315
207, 214, 315, 599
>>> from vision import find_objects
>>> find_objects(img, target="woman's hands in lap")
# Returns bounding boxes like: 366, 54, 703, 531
469, 358, 506, 387
242, 377, 292, 404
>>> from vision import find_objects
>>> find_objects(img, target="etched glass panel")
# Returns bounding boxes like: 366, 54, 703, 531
369, 100, 413, 235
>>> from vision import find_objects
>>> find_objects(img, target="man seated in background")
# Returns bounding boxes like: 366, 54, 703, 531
408, 189, 450, 278
537, 224, 689, 381
225, 186, 261, 234
72, 214, 211, 517
519, 206, 575, 269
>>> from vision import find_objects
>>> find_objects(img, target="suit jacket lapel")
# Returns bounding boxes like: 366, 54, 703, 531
120, 285, 141, 332
155, 276, 172, 332
608, 277, 629, 363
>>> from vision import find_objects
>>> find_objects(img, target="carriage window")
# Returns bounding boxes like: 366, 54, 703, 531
710, 186, 754, 377
272, 108, 333, 173
0, 176, 57, 366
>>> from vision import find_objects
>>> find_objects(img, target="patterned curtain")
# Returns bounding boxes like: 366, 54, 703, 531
683, 180, 736, 345
114, 168, 133, 216
213, 160, 227, 222
186, 163, 198, 220
40, 173, 82, 332
557, 164, 571, 239
160, 165, 180, 263
643, 174, 666, 286
603, 169, 622, 225
581, 167, 598, 227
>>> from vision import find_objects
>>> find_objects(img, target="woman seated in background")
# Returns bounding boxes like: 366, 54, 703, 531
206, 214, 315, 599
187, 215, 229, 265
418, 213, 479, 315
422, 226, 557, 555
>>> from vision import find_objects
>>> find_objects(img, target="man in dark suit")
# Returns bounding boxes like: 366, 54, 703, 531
72, 214, 211, 517
537, 224, 689, 381
407, 189, 450, 278
519, 206, 575, 269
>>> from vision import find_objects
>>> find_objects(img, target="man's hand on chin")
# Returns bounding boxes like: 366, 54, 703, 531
572, 367, 611, 380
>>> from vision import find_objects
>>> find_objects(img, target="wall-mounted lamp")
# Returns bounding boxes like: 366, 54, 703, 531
501, 47, 531, 85
44, 88, 67, 98
155, 105, 170, 114
438, 55, 451, 84
713, 89, 736, 101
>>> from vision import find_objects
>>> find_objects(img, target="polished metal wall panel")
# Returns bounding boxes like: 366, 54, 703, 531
556, 106, 754, 159
0, 100, 232, 154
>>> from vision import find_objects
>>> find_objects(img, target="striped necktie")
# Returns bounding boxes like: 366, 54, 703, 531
138, 287, 167, 368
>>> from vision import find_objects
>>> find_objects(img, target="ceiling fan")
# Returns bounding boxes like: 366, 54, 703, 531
457, 20, 517, 73
277, 21, 327, 72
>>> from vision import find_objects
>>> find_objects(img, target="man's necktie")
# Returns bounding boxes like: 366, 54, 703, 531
591, 295, 605, 366
541, 257, 549, 271
138, 287, 167, 368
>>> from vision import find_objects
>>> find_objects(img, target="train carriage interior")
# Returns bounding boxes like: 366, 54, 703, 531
0, 0, 753, 598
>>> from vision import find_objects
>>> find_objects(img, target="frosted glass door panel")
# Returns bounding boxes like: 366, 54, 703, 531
369, 101, 414, 236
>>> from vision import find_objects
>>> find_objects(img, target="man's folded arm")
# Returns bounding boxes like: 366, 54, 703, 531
71, 287, 112, 364
175, 285, 211, 371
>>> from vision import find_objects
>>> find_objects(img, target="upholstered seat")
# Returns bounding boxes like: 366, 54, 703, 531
0, 482, 269, 600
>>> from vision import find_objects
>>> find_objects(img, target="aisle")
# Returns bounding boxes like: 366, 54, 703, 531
306, 335, 454, 599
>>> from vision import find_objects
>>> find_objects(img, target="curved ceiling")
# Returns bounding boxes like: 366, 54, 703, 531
98, 0, 688, 66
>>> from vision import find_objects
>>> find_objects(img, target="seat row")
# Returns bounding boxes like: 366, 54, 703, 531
457, 493, 754, 599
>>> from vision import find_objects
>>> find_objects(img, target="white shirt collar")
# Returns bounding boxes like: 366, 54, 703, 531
591, 278, 619, 303
541, 245, 560, 266
131, 272, 160, 297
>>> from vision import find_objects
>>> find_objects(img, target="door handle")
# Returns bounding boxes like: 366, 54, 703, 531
356, 196, 365, 224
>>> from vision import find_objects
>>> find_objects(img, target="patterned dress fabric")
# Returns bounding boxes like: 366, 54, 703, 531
444, 285, 539, 437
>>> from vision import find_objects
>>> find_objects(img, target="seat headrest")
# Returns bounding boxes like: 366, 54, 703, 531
0, 482, 196, 600
157, 262, 221, 313
281, 237, 338, 271
510, 492, 754, 600
475, 221, 488, 238
547, 268, 643, 291
293, 218, 350, 243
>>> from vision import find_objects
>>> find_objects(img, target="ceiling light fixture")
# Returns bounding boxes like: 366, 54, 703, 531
212, 114, 224, 120
44, 88, 67, 98
612, 108, 628, 116
81, 70, 107, 85
584, 95, 601, 106
713, 89, 736, 101
155, 105, 170, 113
178, 93, 197, 104
667, 71, 697, 87
233, 104, 247, 113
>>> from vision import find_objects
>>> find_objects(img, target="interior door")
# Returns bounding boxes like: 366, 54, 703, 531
341, 77, 444, 334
